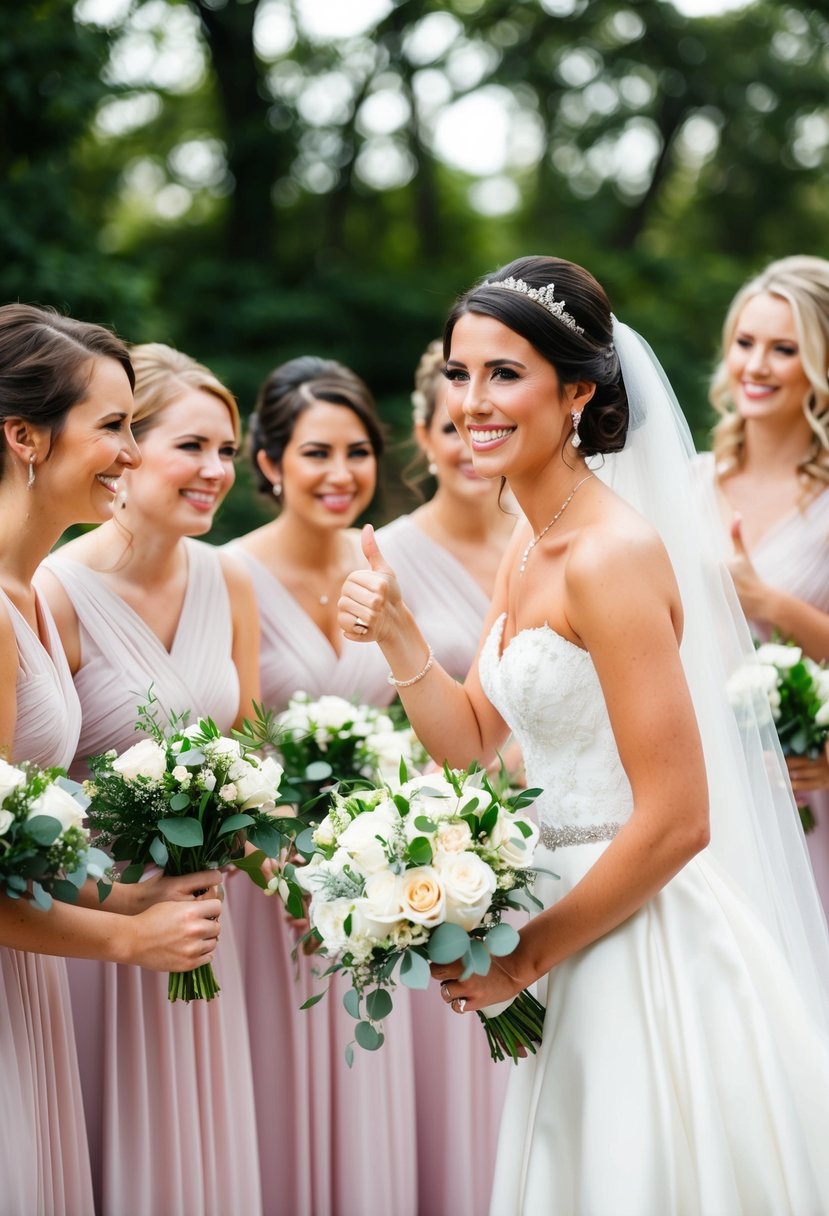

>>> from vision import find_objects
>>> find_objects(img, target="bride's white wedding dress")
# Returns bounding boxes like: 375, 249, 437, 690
479, 611, 829, 1216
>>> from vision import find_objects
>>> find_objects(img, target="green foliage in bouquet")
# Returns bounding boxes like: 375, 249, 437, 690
271, 693, 427, 827
282, 760, 546, 1065
85, 695, 294, 1000
0, 759, 110, 909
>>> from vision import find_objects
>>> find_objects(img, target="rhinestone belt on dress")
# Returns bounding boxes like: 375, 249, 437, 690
539, 821, 622, 850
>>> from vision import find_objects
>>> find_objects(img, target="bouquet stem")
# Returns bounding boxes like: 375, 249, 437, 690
478, 989, 545, 1063
168, 963, 221, 1003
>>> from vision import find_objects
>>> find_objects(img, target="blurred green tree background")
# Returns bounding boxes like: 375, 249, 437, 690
3, 0, 828, 538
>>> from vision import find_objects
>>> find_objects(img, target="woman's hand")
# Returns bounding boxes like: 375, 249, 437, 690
338, 525, 402, 643
728, 515, 775, 621
787, 753, 829, 795
431, 948, 529, 1015
123, 898, 222, 972
118, 870, 224, 914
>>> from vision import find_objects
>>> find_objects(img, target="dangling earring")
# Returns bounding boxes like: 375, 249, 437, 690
272, 480, 283, 500
427, 460, 438, 476
570, 410, 583, 450
27, 455, 35, 489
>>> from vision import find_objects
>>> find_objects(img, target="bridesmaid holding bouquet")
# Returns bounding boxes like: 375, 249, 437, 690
230, 356, 417, 1216
0, 308, 222, 1216
38, 343, 261, 1216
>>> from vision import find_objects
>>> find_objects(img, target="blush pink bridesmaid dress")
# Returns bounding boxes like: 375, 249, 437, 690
230, 547, 418, 1216
697, 451, 829, 917
41, 539, 261, 1216
378, 514, 509, 1216
0, 588, 94, 1216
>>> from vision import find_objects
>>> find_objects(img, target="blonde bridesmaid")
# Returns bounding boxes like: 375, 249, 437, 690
698, 256, 829, 910
38, 343, 261, 1216
0, 307, 222, 1216
230, 356, 417, 1216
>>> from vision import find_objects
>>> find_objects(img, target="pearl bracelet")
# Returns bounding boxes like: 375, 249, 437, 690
387, 645, 435, 688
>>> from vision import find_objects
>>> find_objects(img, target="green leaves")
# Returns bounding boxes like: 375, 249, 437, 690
25, 815, 63, 847
355, 1021, 384, 1051
168, 792, 192, 812
157, 817, 204, 847
406, 835, 433, 866
218, 813, 255, 837
486, 923, 520, 956
427, 922, 471, 964
365, 988, 393, 1021
399, 949, 430, 990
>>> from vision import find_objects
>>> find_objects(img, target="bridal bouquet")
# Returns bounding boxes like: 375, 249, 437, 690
727, 640, 829, 830
85, 700, 290, 1001
274, 692, 427, 822
277, 764, 545, 1065
0, 759, 110, 908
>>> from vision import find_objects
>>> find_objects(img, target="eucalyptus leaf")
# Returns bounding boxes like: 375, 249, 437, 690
343, 987, 361, 1019
406, 836, 433, 866
52, 879, 81, 904
355, 1020, 383, 1051
413, 816, 437, 833
345, 1044, 354, 1069
486, 923, 520, 956
218, 813, 255, 836
305, 760, 332, 781
294, 827, 316, 857
231, 849, 269, 891
427, 922, 470, 964
246, 822, 283, 858
149, 836, 169, 868
31, 881, 52, 910
467, 937, 492, 976
399, 948, 431, 990
121, 862, 145, 884
157, 817, 203, 847
366, 988, 393, 1021
168, 792, 192, 812
25, 815, 63, 847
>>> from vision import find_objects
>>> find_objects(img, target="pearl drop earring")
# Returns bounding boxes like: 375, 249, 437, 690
571, 410, 583, 449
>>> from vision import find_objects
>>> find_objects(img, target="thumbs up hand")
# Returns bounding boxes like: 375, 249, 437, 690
727, 513, 770, 620
338, 524, 402, 642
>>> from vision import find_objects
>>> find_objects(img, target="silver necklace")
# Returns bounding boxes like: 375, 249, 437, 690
519, 474, 593, 575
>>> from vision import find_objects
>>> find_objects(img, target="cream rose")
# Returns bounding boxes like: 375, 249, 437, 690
437, 852, 497, 931
111, 738, 167, 783
435, 819, 473, 855
399, 865, 445, 927
311, 897, 355, 952
233, 757, 284, 810
0, 759, 26, 803
28, 782, 84, 835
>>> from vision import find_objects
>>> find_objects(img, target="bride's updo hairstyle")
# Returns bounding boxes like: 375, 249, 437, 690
249, 355, 384, 496
443, 255, 628, 457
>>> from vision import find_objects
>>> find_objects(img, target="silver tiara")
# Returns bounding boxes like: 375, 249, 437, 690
483, 276, 584, 335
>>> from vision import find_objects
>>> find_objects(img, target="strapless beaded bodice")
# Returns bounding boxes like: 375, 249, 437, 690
479, 614, 633, 835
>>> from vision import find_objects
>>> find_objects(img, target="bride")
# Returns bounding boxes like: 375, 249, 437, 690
338, 255, 829, 1213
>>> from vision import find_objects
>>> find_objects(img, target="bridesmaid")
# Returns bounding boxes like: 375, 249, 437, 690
0, 307, 222, 1216
230, 356, 417, 1216
378, 341, 516, 1216
38, 343, 262, 1216
699, 255, 829, 907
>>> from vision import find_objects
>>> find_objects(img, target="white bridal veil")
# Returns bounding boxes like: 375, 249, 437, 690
597, 319, 829, 1034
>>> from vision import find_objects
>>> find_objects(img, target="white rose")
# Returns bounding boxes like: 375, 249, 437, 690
311, 897, 356, 951
435, 818, 473, 855
365, 730, 413, 783
205, 735, 242, 761
111, 738, 167, 783
486, 812, 540, 868
28, 782, 85, 835
219, 783, 237, 802
0, 759, 26, 803
0, 808, 14, 835
171, 765, 190, 784
399, 775, 458, 822
399, 865, 445, 927
296, 848, 358, 895
313, 815, 337, 847
200, 770, 217, 792
816, 701, 829, 728
727, 663, 780, 724
355, 871, 405, 938
436, 852, 497, 931
258, 755, 284, 796
338, 803, 400, 874
233, 760, 282, 810
755, 642, 802, 669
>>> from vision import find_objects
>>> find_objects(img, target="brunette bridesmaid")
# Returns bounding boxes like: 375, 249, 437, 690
38, 343, 261, 1216
0, 308, 222, 1216
230, 357, 417, 1216
378, 340, 516, 1216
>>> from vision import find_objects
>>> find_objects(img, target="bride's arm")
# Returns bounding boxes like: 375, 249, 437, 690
338, 524, 513, 767
434, 526, 710, 1008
